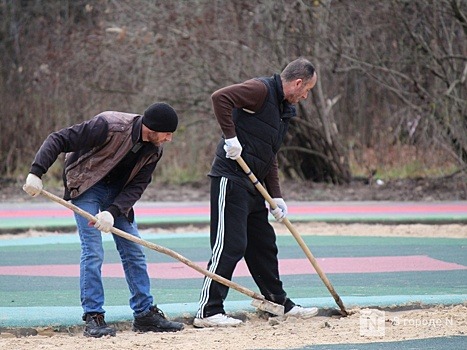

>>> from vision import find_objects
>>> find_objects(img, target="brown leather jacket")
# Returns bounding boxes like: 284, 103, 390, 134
30, 111, 162, 217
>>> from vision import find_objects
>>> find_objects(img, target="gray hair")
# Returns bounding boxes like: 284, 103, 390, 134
280, 58, 316, 82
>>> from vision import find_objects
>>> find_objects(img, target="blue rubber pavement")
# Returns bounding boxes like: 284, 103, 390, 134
284, 336, 466, 350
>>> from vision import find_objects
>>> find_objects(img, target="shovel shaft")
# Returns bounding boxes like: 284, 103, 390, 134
36, 188, 281, 311
236, 157, 348, 316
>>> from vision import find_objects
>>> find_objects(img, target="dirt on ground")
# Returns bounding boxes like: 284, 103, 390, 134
0, 174, 466, 348
1, 304, 466, 349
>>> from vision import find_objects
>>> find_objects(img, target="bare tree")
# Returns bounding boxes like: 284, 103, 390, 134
1, 0, 464, 185
324, 0, 466, 167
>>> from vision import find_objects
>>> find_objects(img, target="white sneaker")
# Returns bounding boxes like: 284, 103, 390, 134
193, 313, 243, 328
285, 305, 319, 319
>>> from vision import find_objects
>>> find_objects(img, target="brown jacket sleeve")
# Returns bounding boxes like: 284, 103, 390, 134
211, 79, 268, 139
263, 156, 282, 198
211, 78, 283, 198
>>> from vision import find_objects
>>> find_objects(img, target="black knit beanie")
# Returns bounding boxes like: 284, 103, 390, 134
142, 102, 178, 132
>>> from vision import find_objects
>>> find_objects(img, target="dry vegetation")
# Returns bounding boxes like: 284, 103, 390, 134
1, 0, 466, 185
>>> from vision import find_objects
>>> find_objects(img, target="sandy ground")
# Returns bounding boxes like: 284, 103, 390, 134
1, 222, 466, 348
1, 305, 466, 349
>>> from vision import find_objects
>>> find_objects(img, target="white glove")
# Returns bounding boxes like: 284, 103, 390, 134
23, 173, 43, 197
94, 211, 114, 233
223, 136, 242, 160
269, 198, 288, 222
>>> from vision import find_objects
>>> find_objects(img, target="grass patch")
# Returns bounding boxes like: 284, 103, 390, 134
349, 144, 460, 180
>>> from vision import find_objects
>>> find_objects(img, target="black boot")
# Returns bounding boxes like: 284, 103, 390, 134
83, 313, 117, 338
133, 306, 184, 332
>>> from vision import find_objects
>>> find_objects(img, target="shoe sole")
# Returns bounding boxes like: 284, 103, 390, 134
132, 325, 184, 333
285, 308, 319, 319
192, 319, 242, 328
83, 330, 116, 338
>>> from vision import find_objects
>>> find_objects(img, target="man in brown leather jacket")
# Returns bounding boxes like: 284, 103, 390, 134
23, 103, 184, 337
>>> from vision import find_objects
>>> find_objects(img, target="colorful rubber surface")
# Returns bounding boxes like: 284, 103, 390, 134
0, 200, 466, 349
1, 201, 466, 230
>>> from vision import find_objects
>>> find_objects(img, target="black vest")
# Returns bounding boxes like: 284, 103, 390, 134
209, 74, 296, 193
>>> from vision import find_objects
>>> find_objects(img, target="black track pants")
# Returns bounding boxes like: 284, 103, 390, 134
196, 176, 289, 318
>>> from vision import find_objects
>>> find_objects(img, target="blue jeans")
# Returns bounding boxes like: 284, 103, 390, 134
72, 181, 153, 317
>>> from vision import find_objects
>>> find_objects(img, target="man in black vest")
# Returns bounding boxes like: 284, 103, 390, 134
194, 58, 319, 328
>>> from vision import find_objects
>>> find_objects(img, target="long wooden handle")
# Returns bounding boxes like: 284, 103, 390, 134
36, 188, 267, 302
236, 157, 348, 316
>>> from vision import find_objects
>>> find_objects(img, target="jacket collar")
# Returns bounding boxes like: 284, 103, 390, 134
133, 115, 143, 143
273, 74, 296, 120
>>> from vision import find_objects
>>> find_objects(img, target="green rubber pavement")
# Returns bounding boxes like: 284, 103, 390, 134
1, 200, 466, 349
0, 232, 465, 328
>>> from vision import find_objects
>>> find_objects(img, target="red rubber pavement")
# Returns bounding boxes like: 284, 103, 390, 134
1, 201, 466, 230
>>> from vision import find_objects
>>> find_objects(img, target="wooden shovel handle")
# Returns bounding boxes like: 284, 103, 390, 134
34, 188, 268, 302
236, 156, 348, 316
